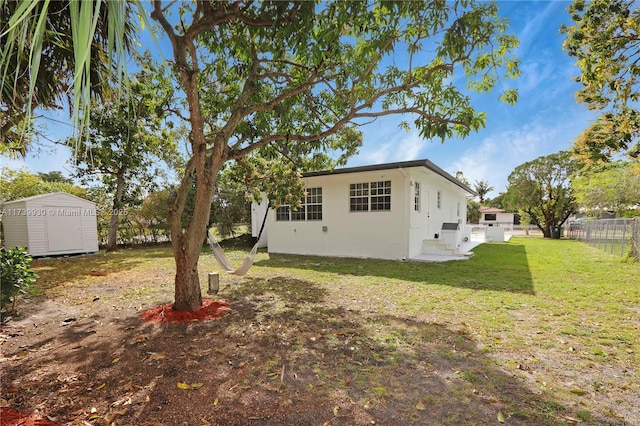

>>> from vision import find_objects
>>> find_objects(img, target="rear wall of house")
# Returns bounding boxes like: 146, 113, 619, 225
267, 169, 410, 260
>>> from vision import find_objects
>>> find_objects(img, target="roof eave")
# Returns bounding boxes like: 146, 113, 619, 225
302, 159, 477, 196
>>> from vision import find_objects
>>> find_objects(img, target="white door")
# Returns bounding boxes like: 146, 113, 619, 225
46, 207, 84, 252
424, 190, 430, 238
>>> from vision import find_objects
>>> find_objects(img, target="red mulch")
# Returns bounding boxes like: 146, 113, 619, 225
0, 408, 62, 426
139, 298, 231, 323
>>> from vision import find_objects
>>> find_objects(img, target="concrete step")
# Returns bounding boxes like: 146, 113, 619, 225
422, 239, 458, 256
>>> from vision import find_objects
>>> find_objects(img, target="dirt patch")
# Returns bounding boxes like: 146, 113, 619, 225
0, 284, 550, 426
139, 299, 231, 323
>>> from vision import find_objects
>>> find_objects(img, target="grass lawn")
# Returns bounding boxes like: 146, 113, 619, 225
2, 236, 638, 425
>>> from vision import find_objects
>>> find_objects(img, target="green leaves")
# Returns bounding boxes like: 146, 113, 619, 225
572, 160, 640, 216
0, 247, 37, 313
562, 0, 640, 162
161, 0, 520, 158
1, 1, 140, 154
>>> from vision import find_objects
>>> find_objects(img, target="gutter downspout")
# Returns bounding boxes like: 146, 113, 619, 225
399, 168, 410, 261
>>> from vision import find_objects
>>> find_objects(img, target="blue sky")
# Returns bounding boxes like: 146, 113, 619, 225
1, 1, 596, 199
351, 1, 597, 198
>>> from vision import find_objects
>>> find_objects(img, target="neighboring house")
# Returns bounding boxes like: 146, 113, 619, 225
2, 192, 98, 257
254, 159, 477, 261
478, 206, 519, 227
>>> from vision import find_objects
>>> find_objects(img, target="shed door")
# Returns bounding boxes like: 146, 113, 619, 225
46, 207, 84, 252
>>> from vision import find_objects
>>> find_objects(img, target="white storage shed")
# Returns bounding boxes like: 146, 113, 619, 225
2, 192, 99, 257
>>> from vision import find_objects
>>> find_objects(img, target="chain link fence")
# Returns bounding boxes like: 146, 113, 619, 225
566, 218, 639, 259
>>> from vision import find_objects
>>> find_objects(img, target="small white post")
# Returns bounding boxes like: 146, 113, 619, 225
208, 272, 220, 294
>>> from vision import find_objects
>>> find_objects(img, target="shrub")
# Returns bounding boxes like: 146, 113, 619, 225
0, 247, 37, 314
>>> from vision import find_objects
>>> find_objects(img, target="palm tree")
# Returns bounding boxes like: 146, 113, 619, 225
474, 179, 494, 204
0, 0, 137, 155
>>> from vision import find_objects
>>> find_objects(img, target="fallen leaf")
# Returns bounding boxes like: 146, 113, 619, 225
190, 382, 204, 388
415, 401, 426, 411
104, 408, 128, 424
96, 383, 106, 390
213, 397, 219, 406
112, 357, 120, 364
498, 411, 505, 423
148, 352, 166, 361
570, 388, 587, 396
177, 382, 192, 390
333, 405, 340, 416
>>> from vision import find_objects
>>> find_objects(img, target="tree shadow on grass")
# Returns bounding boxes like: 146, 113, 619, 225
3, 272, 623, 425
255, 241, 535, 294
31, 246, 174, 292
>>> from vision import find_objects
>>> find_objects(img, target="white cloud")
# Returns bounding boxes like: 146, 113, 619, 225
515, 2, 565, 57
519, 60, 556, 96
355, 127, 428, 165
448, 120, 577, 198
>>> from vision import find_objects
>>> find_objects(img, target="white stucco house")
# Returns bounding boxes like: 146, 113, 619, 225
2, 192, 99, 257
479, 206, 519, 228
253, 159, 477, 261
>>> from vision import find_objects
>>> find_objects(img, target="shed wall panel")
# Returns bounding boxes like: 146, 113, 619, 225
2, 200, 30, 249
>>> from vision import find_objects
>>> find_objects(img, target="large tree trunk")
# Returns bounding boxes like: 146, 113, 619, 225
541, 216, 553, 238
170, 160, 219, 310
169, 133, 225, 311
173, 244, 204, 311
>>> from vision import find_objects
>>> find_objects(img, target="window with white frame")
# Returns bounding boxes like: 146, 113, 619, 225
349, 182, 369, 211
276, 205, 290, 221
305, 187, 323, 220
370, 181, 391, 211
414, 182, 421, 212
291, 204, 306, 221
350, 180, 391, 212
275, 187, 323, 221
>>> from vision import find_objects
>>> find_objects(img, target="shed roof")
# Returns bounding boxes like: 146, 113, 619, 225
479, 206, 505, 213
2, 192, 95, 206
302, 159, 477, 195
